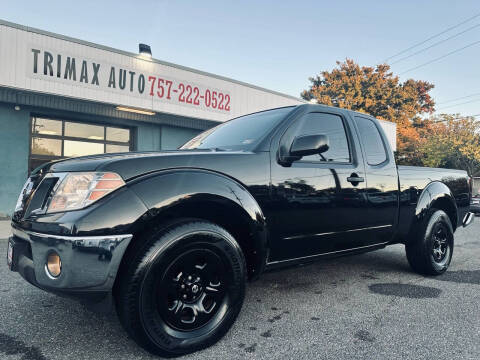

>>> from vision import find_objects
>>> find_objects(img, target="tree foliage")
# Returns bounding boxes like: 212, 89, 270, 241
301, 59, 480, 175
417, 115, 480, 175
301, 59, 435, 126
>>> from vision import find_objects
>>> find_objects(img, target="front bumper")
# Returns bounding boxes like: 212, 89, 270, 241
8, 224, 132, 296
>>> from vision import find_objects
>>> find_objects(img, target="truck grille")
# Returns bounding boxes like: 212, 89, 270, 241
13, 177, 37, 221
12, 173, 59, 221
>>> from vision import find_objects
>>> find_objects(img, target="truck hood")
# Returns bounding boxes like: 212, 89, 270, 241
41, 150, 256, 180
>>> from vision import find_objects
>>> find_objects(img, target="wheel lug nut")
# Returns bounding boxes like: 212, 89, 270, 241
181, 284, 185, 289
188, 276, 192, 280
183, 294, 187, 299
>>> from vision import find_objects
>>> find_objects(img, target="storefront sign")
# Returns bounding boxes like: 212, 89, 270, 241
0, 21, 306, 122
29, 48, 232, 114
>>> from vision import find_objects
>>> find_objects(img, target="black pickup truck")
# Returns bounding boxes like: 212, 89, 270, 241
8, 104, 474, 357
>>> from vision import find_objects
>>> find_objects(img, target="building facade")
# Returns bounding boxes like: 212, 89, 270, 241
0, 20, 304, 217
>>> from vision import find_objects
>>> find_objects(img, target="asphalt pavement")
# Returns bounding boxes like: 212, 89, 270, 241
0, 220, 479, 360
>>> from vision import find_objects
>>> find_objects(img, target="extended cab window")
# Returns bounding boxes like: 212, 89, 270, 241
355, 117, 387, 165
296, 113, 350, 163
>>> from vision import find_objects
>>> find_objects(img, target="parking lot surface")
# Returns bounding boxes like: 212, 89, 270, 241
0, 220, 479, 360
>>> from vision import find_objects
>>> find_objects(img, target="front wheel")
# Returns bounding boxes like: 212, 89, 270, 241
405, 209, 454, 276
115, 220, 246, 357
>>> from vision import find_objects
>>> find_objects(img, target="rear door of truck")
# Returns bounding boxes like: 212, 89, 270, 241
352, 115, 400, 244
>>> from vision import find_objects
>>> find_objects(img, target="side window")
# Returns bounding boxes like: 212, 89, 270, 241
355, 117, 387, 165
296, 113, 350, 163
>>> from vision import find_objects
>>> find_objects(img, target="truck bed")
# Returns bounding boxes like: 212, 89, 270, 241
397, 165, 471, 235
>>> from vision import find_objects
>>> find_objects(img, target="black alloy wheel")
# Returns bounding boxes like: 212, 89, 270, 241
159, 248, 227, 331
406, 208, 454, 276
430, 222, 451, 266
115, 220, 246, 357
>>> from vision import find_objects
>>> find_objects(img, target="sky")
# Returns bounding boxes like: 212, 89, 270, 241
1, 0, 480, 117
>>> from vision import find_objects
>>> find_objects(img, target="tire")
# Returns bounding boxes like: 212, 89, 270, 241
405, 209, 454, 276
115, 220, 246, 357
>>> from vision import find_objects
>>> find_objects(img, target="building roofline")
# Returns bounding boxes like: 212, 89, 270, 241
0, 19, 305, 104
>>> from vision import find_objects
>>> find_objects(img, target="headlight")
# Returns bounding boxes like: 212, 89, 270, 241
47, 172, 125, 213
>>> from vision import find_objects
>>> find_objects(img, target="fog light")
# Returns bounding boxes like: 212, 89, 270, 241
46, 252, 62, 278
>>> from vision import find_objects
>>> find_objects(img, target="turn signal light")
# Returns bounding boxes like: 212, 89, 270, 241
87, 173, 125, 202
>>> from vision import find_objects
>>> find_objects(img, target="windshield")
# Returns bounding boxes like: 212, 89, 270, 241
180, 106, 295, 151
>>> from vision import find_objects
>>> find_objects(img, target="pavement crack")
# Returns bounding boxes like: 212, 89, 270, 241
354, 329, 376, 343
261, 329, 272, 338
244, 343, 257, 353
0, 332, 48, 360
369, 283, 441, 299
433, 270, 480, 285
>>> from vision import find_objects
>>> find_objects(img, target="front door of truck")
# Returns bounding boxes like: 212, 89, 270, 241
268, 109, 371, 263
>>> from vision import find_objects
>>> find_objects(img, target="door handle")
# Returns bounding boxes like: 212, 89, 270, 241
347, 174, 364, 184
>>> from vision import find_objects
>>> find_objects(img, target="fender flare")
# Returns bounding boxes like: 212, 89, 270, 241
127, 168, 268, 277
411, 181, 458, 234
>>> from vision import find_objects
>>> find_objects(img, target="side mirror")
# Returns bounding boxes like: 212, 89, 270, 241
290, 134, 329, 157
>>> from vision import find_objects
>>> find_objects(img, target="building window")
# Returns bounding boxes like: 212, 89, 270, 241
30, 117, 131, 173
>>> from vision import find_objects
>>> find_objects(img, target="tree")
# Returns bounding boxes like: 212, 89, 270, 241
419, 115, 480, 175
301, 59, 480, 174
301, 59, 435, 123
301, 59, 435, 159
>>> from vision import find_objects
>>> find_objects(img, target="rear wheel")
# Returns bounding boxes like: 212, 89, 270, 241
115, 220, 246, 357
405, 209, 454, 276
